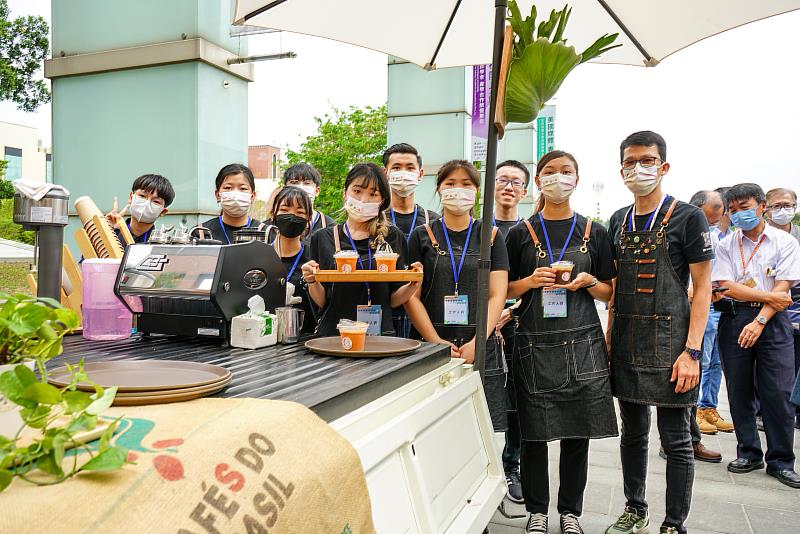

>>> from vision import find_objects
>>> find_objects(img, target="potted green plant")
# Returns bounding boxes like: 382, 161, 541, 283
0, 292, 127, 492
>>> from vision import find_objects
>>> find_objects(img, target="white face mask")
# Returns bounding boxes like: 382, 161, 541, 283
440, 187, 476, 215
770, 207, 795, 226
623, 162, 662, 197
219, 190, 252, 218
539, 173, 577, 204
388, 170, 419, 198
344, 195, 381, 222
297, 183, 317, 205
129, 195, 163, 224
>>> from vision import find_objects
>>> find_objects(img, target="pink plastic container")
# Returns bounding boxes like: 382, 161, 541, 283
82, 258, 132, 340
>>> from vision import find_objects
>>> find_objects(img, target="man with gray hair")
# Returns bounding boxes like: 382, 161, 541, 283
690, 191, 735, 435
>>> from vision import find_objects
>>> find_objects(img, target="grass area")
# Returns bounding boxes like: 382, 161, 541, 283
0, 262, 32, 295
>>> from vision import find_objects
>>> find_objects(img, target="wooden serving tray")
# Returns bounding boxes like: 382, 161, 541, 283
315, 270, 423, 283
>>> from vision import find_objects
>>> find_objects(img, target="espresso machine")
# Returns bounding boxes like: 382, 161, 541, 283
115, 240, 286, 340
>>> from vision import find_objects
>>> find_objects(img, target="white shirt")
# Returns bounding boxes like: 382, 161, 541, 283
712, 223, 800, 292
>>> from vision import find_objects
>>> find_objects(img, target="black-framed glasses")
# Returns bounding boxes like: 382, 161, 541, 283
496, 177, 525, 190
621, 157, 661, 170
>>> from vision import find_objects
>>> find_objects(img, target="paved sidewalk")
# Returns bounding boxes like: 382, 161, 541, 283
0, 237, 34, 263
490, 303, 800, 533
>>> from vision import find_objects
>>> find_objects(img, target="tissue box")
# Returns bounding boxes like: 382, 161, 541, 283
230, 312, 277, 349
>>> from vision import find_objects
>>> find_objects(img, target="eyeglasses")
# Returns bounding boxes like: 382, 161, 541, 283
496, 178, 526, 190
767, 203, 796, 210
621, 157, 661, 170
287, 178, 316, 186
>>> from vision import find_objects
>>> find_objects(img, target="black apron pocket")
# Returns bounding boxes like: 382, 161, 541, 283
572, 334, 610, 381
484, 336, 505, 377
518, 339, 570, 394
616, 259, 638, 295
613, 313, 673, 368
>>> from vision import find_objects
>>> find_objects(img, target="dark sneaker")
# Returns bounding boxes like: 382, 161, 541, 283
605, 506, 649, 534
561, 513, 584, 534
659, 527, 678, 534
526, 513, 548, 534
505, 469, 524, 504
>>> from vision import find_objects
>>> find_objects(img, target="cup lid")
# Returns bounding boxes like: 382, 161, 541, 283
334, 250, 359, 257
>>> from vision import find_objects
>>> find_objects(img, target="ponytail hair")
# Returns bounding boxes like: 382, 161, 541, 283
535, 150, 579, 213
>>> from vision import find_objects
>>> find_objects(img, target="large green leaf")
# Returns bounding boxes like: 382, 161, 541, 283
504, 37, 581, 124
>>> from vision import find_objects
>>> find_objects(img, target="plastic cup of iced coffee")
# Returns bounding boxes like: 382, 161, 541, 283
337, 320, 369, 351
551, 260, 575, 284
334, 250, 359, 273
374, 251, 399, 272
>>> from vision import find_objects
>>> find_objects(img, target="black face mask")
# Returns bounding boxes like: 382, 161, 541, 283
275, 213, 308, 238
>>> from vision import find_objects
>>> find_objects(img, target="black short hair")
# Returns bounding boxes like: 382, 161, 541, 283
715, 186, 731, 211
382, 143, 422, 168
131, 174, 175, 207
726, 183, 766, 206
214, 164, 255, 191
689, 191, 708, 208
282, 163, 321, 187
620, 130, 667, 163
496, 159, 531, 187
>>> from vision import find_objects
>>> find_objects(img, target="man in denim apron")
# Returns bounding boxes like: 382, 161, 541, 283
605, 132, 713, 534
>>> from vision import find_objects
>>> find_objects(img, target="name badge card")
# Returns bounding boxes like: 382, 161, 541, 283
356, 305, 382, 335
444, 295, 469, 325
542, 288, 567, 318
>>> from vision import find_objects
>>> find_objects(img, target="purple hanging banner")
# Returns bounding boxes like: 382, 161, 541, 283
471, 64, 491, 164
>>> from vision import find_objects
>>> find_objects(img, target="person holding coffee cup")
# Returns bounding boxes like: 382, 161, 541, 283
505, 150, 617, 534
301, 163, 422, 337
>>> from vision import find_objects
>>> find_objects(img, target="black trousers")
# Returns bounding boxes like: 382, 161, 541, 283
795, 332, 800, 418
719, 309, 796, 470
501, 320, 521, 472
520, 439, 589, 515
619, 400, 693, 534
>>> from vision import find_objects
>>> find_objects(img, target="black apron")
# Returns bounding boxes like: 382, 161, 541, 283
611, 198, 696, 407
416, 220, 507, 432
513, 217, 618, 442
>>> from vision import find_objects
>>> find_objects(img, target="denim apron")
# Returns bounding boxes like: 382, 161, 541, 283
513, 217, 618, 442
416, 220, 508, 432
611, 198, 697, 407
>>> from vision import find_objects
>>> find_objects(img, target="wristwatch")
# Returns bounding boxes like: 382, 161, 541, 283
755, 316, 768, 326
684, 346, 702, 360
585, 276, 598, 288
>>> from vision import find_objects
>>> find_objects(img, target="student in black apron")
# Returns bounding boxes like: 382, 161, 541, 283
281, 163, 335, 236
506, 151, 618, 534
269, 186, 316, 335
382, 143, 441, 338
405, 159, 509, 432
201, 164, 261, 243
301, 163, 421, 337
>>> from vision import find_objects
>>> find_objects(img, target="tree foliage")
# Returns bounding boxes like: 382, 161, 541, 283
286, 105, 387, 219
0, 0, 50, 112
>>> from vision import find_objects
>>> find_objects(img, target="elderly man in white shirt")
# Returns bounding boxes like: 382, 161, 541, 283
712, 183, 800, 489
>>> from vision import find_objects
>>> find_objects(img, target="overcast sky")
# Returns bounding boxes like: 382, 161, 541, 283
2, 1, 799, 218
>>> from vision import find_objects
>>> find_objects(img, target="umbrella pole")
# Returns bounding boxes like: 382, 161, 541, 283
474, 0, 507, 381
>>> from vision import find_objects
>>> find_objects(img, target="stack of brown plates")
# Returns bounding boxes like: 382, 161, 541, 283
48, 361, 231, 406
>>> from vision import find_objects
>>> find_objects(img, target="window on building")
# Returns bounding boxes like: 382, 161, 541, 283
271, 154, 277, 180
46, 153, 53, 183
4, 147, 22, 180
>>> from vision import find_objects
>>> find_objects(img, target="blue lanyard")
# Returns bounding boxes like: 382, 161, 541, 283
493, 215, 520, 226
390, 207, 418, 241
129, 224, 151, 244
312, 211, 320, 230
343, 223, 373, 304
286, 244, 304, 281
218, 215, 251, 245
628, 195, 669, 232
441, 217, 474, 295
538, 212, 577, 264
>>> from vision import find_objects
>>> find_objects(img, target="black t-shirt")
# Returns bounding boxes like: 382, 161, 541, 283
388, 205, 441, 240
309, 224, 409, 337
608, 198, 713, 288
494, 217, 522, 241
506, 213, 617, 282
114, 219, 152, 245
280, 245, 317, 335
200, 216, 262, 245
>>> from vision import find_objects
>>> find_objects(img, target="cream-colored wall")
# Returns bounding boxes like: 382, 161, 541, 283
0, 121, 48, 182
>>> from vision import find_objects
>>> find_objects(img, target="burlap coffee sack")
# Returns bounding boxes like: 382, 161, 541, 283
0, 398, 375, 534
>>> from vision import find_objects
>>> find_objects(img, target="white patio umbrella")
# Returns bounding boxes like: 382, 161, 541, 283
233, 0, 800, 374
